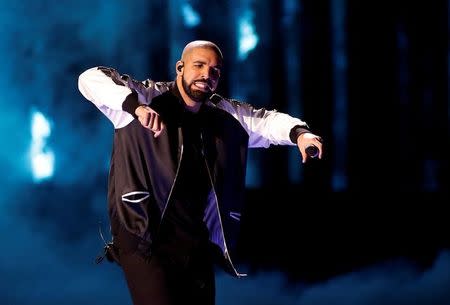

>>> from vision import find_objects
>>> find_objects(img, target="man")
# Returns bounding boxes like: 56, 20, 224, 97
78, 40, 323, 305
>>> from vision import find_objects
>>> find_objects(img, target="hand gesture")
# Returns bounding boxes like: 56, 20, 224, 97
135, 105, 165, 138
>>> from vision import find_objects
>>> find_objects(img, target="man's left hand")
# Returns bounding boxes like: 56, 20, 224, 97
297, 133, 323, 163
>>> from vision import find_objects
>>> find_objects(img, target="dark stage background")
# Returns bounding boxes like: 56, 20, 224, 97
0, 1, 448, 304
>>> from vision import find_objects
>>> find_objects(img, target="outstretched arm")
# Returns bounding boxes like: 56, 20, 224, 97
78, 66, 165, 135
212, 96, 324, 162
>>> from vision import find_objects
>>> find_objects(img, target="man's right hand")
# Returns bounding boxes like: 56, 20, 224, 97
135, 105, 165, 138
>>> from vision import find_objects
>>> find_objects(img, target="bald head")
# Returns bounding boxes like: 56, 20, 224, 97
181, 40, 223, 63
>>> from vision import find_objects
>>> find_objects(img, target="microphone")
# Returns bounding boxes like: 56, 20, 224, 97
305, 145, 319, 158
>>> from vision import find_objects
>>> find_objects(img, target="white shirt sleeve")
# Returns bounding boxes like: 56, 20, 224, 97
77, 67, 160, 129
78, 67, 132, 111
213, 97, 309, 148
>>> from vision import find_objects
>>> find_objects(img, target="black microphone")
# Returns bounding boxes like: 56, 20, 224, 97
305, 145, 319, 158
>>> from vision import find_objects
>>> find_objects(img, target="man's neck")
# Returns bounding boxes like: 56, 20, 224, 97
183, 99, 202, 113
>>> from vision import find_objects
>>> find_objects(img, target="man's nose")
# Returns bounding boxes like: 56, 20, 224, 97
200, 67, 213, 79
202, 67, 216, 80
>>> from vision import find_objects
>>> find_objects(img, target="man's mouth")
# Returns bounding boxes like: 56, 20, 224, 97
193, 81, 212, 91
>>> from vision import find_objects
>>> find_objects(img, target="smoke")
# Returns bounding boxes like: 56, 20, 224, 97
1, 216, 448, 305
216, 252, 450, 305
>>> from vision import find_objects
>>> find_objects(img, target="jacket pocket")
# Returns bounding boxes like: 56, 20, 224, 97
121, 191, 150, 203
119, 190, 152, 238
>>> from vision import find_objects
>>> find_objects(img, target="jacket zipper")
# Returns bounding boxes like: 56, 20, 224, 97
200, 133, 244, 277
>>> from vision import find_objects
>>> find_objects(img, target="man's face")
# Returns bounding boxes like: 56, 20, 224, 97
180, 47, 222, 103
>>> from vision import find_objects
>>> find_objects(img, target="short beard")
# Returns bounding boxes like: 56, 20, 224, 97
182, 76, 212, 103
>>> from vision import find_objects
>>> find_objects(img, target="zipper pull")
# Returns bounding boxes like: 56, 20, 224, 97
200, 132, 205, 156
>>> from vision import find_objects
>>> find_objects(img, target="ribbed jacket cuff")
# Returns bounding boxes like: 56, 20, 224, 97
122, 91, 140, 118
289, 125, 311, 143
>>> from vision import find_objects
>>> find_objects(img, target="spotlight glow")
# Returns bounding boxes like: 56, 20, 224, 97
238, 10, 259, 61
182, 3, 201, 28
30, 111, 54, 182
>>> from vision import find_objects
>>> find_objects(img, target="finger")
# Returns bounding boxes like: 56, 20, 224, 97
301, 150, 307, 163
153, 121, 165, 138
151, 115, 160, 131
315, 142, 323, 159
148, 112, 155, 129
140, 114, 150, 127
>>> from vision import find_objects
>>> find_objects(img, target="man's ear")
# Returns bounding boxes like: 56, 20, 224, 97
176, 61, 184, 74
